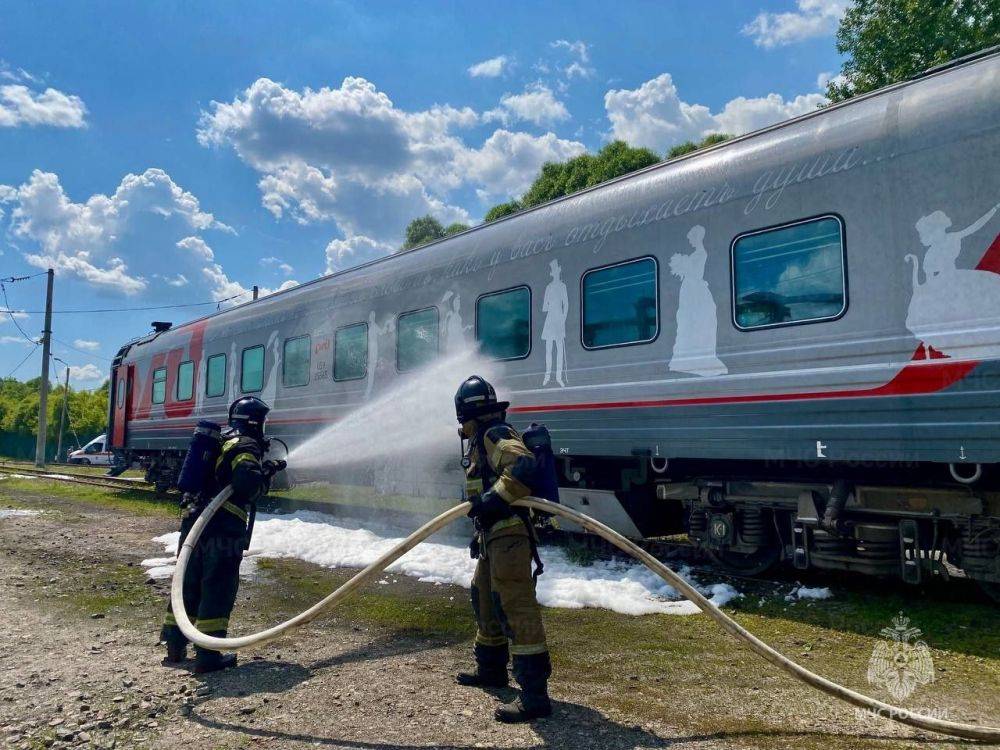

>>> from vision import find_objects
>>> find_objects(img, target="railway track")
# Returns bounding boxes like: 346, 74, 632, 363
0, 463, 158, 493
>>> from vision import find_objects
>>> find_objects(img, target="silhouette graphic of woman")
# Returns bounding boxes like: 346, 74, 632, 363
542, 259, 568, 386
668, 225, 727, 377
441, 291, 471, 353
906, 203, 1000, 360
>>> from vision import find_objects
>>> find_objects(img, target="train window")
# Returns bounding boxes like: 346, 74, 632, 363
334, 323, 368, 381
241, 345, 265, 393
476, 286, 531, 360
151, 367, 167, 404
205, 354, 226, 398
116, 379, 125, 409
582, 257, 659, 349
176, 361, 194, 401
397, 307, 439, 372
731, 215, 846, 330
282, 335, 311, 388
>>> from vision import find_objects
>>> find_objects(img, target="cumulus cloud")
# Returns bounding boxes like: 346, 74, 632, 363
605, 72, 825, 153
468, 55, 509, 78
0, 334, 36, 346
325, 235, 394, 273
68, 363, 104, 385
742, 0, 847, 48
198, 76, 585, 262
262, 256, 295, 275
550, 39, 595, 80
202, 262, 298, 305
485, 84, 570, 127
72, 339, 101, 352
0, 169, 245, 300
0, 83, 87, 128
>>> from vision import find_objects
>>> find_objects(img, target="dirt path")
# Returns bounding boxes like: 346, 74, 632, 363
0, 485, 989, 750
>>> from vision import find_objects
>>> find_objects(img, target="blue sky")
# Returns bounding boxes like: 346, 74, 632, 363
0, 0, 845, 387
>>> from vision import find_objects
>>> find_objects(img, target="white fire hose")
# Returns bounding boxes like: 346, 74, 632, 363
171, 488, 1000, 742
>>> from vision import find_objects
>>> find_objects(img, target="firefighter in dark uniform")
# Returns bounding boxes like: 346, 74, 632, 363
454, 375, 552, 723
161, 396, 278, 674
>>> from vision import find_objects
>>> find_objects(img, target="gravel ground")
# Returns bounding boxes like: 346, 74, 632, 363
0, 491, 696, 750
0, 485, 990, 750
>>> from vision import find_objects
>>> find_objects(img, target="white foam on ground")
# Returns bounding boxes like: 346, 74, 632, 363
145, 510, 741, 616
0, 473, 39, 480
786, 585, 833, 601
0, 508, 41, 519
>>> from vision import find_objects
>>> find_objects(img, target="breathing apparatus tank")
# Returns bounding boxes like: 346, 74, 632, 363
177, 420, 223, 499
522, 422, 560, 504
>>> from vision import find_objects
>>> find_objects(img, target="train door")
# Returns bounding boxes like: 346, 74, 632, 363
110, 363, 134, 449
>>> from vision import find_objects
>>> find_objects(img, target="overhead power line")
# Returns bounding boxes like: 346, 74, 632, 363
6, 344, 39, 379
0, 280, 38, 345
0, 291, 247, 315
51, 337, 113, 363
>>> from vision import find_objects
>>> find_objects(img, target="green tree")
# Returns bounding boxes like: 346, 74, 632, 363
828, 0, 1000, 102
666, 132, 733, 160
402, 215, 446, 250
444, 222, 469, 236
483, 201, 522, 223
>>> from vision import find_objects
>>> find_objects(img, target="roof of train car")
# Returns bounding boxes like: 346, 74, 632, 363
115, 44, 1000, 359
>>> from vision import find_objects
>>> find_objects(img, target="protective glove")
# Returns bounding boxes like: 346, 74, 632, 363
262, 459, 287, 479
467, 489, 509, 530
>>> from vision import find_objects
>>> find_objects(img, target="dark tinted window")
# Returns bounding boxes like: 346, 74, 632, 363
476, 287, 531, 360
241, 345, 265, 393
151, 367, 167, 404
335, 323, 368, 381
206, 354, 226, 397
397, 308, 439, 372
732, 216, 845, 330
582, 257, 658, 348
176, 361, 194, 401
282, 335, 311, 387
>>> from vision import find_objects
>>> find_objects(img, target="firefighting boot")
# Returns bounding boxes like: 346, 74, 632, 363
456, 643, 509, 689
163, 640, 188, 664
193, 647, 238, 674
496, 652, 552, 723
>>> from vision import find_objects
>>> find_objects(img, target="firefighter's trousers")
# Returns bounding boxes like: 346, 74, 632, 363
161, 509, 246, 651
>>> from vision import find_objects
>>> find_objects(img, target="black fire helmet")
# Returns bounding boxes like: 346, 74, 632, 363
454, 375, 509, 423
228, 396, 271, 438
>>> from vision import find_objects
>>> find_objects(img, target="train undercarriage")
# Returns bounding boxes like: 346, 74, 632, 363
559, 456, 1000, 603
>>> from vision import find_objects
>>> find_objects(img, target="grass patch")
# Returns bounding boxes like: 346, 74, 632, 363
64, 561, 160, 616
0, 476, 178, 517
252, 557, 470, 639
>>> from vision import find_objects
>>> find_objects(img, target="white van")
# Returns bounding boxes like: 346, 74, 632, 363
68, 434, 113, 466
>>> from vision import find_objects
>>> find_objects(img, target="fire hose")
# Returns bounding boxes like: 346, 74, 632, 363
171, 487, 1000, 742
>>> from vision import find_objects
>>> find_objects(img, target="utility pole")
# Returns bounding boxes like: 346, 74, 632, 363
35, 268, 54, 467
55, 361, 70, 463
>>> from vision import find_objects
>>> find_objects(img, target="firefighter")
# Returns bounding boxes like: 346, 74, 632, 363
454, 375, 552, 723
160, 396, 281, 674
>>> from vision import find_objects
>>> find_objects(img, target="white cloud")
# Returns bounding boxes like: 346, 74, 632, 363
468, 55, 509, 78
0, 83, 87, 128
198, 76, 586, 266
485, 84, 570, 127
816, 70, 848, 91
460, 129, 587, 202
1, 169, 243, 299
72, 339, 100, 352
551, 40, 590, 64
202, 262, 299, 305
0, 334, 35, 346
605, 72, 825, 152
262, 256, 294, 275
742, 0, 847, 48
68, 363, 104, 385
550, 39, 595, 80
325, 235, 394, 273
176, 235, 215, 261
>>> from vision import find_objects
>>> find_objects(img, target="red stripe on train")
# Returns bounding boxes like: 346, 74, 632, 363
508, 357, 979, 413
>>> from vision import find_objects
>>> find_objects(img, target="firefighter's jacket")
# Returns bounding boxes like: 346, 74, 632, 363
193, 434, 265, 538
465, 420, 536, 541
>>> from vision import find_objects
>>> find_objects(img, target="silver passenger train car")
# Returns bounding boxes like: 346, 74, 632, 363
109, 49, 1000, 597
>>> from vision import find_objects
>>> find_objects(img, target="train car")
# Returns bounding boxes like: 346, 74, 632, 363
108, 48, 1000, 598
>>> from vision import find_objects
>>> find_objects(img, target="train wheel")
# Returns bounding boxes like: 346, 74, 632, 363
707, 546, 780, 576
979, 581, 1000, 605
